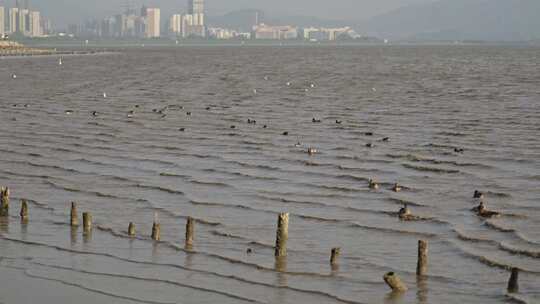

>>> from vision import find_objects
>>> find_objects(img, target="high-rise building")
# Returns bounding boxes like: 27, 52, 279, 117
8, 7, 18, 34
0, 7, 5, 37
29, 10, 40, 37
169, 14, 182, 36
188, 0, 203, 15
18, 8, 29, 35
145, 8, 160, 38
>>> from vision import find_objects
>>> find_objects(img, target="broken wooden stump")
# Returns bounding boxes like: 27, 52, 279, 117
70, 202, 79, 227
275, 213, 289, 257
128, 222, 136, 237
151, 222, 161, 241
417, 240, 428, 276
0, 187, 10, 216
384, 272, 408, 292
507, 267, 519, 293
330, 247, 341, 265
20, 199, 28, 221
185, 217, 194, 247
82, 212, 92, 233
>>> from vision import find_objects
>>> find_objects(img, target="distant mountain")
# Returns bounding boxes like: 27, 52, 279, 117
364, 0, 540, 41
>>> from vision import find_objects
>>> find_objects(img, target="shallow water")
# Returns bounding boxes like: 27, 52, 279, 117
0, 45, 539, 303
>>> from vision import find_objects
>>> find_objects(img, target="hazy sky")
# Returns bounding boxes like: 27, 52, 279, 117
16, 0, 433, 27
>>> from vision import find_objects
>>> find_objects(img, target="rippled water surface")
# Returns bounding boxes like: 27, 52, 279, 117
1, 45, 539, 303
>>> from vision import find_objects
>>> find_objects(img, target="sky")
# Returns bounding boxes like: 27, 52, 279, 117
3, 0, 434, 27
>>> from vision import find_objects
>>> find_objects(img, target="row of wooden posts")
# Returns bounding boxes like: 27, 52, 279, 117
0, 186, 521, 294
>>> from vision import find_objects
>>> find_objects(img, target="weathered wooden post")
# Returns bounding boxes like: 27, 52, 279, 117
20, 199, 28, 221
70, 202, 79, 226
151, 213, 160, 241
330, 247, 341, 265
82, 212, 92, 233
384, 272, 408, 292
128, 222, 136, 237
185, 217, 194, 246
507, 267, 519, 293
275, 213, 289, 257
0, 187, 10, 216
417, 240, 428, 276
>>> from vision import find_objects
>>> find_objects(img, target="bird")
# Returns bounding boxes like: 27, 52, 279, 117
366, 143, 374, 148
392, 183, 402, 192
286, 82, 291, 86
454, 148, 465, 153
473, 190, 484, 199
365, 132, 374, 136
186, 112, 192, 116
381, 137, 390, 142
246, 248, 253, 254
336, 120, 342, 124
102, 92, 107, 98
179, 128, 186, 132
92, 111, 98, 117
282, 131, 289, 136
312, 118, 321, 123
307, 148, 318, 155
65, 110, 73, 115
230, 125, 236, 129
368, 179, 379, 190
11, 74, 17, 79
310, 83, 316, 88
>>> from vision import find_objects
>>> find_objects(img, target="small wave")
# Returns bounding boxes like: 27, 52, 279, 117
349, 223, 437, 237
135, 184, 185, 196
402, 163, 460, 174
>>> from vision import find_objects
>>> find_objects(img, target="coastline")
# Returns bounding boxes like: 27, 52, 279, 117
0, 40, 107, 57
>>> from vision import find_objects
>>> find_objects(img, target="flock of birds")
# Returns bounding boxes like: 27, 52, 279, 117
9, 55, 499, 224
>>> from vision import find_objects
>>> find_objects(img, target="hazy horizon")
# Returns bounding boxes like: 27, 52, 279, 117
2, 0, 433, 27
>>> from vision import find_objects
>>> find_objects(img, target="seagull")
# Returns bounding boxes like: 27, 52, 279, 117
103, 92, 107, 98
11, 74, 17, 79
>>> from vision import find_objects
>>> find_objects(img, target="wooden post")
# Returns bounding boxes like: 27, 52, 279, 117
185, 217, 194, 246
507, 267, 519, 293
128, 222, 135, 237
0, 187, 10, 216
417, 240, 428, 276
275, 213, 289, 257
151, 222, 161, 241
330, 247, 341, 265
384, 272, 408, 292
20, 199, 28, 220
70, 202, 79, 227
82, 212, 92, 233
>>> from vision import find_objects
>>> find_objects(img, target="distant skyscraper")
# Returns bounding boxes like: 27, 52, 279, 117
188, 0, 203, 15
9, 7, 18, 33
18, 8, 29, 35
29, 10, 40, 37
0, 7, 5, 37
145, 8, 160, 38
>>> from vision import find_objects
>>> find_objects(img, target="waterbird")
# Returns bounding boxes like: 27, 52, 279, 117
398, 204, 411, 217
454, 148, 465, 153
286, 82, 291, 86
206, 106, 211, 110
473, 190, 484, 199
102, 92, 107, 98
474, 202, 501, 218
92, 111, 98, 117
230, 125, 236, 129
368, 179, 379, 190
372, 87, 377, 92
382, 137, 390, 142
310, 83, 316, 88
264, 76, 269, 80
366, 143, 374, 148
186, 112, 192, 116
282, 131, 289, 136
65, 110, 73, 115
179, 128, 186, 132
307, 148, 318, 155
312, 118, 321, 123
58, 57, 63, 65
246, 248, 253, 254
392, 183, 402, 192
294, 142, 302, 147
253, 89, 257, 94
365, 132, 374, 136
336, 120, 342, 124
263, 125, 268, 129
247, 119, 256, 124
11, 74, 17, 79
